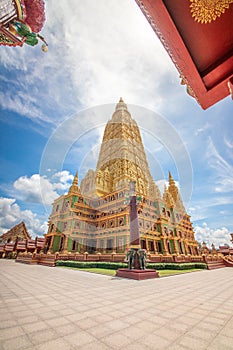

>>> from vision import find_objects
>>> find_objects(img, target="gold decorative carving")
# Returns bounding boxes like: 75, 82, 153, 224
180, 75, 196, 99
190, 0, 233, 24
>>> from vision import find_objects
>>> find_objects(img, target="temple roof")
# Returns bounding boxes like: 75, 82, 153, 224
136, 0, 233, 109
0, 221, 31, 243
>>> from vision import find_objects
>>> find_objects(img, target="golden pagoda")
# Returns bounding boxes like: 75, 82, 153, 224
45, 99, 199, 257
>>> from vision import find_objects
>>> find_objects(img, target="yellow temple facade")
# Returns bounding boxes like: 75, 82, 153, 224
45, 99, 199, 256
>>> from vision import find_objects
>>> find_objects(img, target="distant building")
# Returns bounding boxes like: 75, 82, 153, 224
0, 221, 31, 243
218, 244, 233, 256
45, 99, 199, 256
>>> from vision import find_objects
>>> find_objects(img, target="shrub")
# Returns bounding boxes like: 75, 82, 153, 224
56, 261, 127, 269
148, 262, 207, 270
56, 260, 207, 270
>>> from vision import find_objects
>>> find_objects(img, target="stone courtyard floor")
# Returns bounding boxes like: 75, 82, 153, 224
0, 260, 233, 350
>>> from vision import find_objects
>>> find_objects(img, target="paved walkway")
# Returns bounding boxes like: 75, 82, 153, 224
0, 260, 233, 350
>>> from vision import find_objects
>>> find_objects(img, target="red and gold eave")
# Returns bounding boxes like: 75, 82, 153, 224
135, 0, 233, 109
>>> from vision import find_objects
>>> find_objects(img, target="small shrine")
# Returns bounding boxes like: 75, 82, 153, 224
0, 0, 47, 50
0, 221, 31, 243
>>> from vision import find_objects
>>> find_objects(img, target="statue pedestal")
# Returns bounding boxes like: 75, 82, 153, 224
116, 268, 159, 280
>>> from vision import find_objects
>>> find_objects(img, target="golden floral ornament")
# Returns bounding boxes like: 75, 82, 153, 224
190, 0, 233, 24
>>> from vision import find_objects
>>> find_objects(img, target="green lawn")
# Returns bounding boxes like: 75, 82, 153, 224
77, 268, 116, 276
158, 269, 203, 277
58, 266, 204, 277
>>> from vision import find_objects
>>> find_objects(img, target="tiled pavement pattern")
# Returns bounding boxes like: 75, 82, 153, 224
0, 260, 233, 350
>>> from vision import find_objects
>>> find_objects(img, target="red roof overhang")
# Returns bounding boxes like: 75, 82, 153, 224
136, 0, 233, 109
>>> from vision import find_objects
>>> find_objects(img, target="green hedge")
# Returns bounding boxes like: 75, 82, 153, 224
148, 262, 207, 270
56, 261, 127, 269
56, 260, 207, 270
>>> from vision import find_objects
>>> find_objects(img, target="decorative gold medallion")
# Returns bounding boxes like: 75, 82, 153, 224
190, 0, 233, 24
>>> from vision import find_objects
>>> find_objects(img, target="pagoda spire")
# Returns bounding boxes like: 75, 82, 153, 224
92, 98, 153, 197
167, 172, 185, 212
168, 171, 178, 201
115, 97, 128, 112
168, 171, 175, 185
69, 171, 80, 194
163, 183, 174, 207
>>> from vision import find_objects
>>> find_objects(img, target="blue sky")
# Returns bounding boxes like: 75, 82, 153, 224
0, 0, 232, 247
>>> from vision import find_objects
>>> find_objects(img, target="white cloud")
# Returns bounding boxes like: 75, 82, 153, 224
194, 222, 232, 248
52, 171, 73, 184
224, 136, 233, 149
60, 0, 179, 110
52, 171, 74, 191
13, 171, 73, 206
0, 0, 181, 129
0, 197, 47, 237
207, 138, 233, 193
194, 123, 210, 136
0, 90, 47, 123
13, 174, 57, 205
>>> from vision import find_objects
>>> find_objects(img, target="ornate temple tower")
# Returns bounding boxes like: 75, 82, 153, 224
96, 98, 157, 197
81, 98, 160, 199
47, 99, 199, 257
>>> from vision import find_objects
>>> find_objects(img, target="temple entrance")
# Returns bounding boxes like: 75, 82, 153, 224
44, 236, 52, 253
179, 241, 184, 254
167, 241, 172, 254
157, 241, 163, 254
148, 240, 154, 252
86, 239, 97, 253
72, 240, 79, 251
106, 239, 113, 252
99, 240, 104, 252
59, 236, 65, 252
141, 239, 146, 250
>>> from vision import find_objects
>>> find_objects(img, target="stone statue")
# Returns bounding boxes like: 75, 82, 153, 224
125, 248, 136, 269
137, 249, 147, 270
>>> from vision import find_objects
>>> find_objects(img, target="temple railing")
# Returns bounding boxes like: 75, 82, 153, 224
15, 252, 212, 266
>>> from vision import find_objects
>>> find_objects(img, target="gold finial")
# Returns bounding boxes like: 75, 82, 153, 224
168, 171, 175, 185
69, 171, 79, 193
115, 97, 128, 112
73, 171, 78, 185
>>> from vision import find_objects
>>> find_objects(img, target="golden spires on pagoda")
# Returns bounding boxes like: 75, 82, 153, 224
115, 97, 128, 111
163, 183, 175, 208
168, 171, 178, 202
168, 171, 175, 185
111, 97, 132, 124
68, 171, 80, 194
166, 171, 185, 212
94, 98, 154, 197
